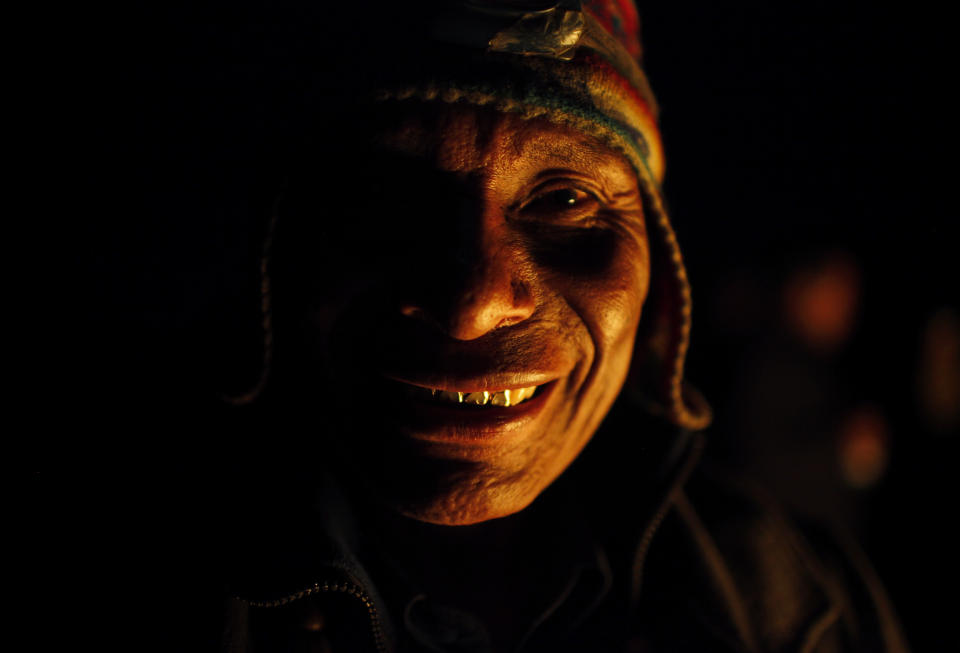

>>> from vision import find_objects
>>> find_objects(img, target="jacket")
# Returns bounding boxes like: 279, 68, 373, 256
219, 405, 909, 653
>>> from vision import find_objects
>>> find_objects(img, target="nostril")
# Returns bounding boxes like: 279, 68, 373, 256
397, 243, 536, 340
494, 315, 524, 330
399, 303, 448, 333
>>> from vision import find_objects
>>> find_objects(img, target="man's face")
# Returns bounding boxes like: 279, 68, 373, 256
277, 104, 650, 525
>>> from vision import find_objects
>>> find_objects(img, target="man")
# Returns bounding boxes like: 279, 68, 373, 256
211, 2, 908, 651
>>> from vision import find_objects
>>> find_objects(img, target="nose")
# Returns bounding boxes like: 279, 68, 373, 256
401, 225, 536, 341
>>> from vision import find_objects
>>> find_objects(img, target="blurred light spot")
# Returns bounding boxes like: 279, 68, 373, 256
918, 307, 960, 435
783, 252, 860, 353
301, 607, 325, 632
838, 405, 890, 489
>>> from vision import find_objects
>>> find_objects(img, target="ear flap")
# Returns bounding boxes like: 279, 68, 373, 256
628, 189, 712, 430
218, 206, 278, 406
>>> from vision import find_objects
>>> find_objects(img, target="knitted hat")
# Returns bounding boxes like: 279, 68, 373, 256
232, 0, 711, 430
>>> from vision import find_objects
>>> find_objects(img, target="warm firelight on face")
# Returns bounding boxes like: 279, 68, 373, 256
275, 104, 651, 525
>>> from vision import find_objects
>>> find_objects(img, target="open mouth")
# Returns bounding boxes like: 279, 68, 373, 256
374, 376, 559, 446
402, 384, 542, 407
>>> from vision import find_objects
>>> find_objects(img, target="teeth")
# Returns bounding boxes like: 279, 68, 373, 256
406, 384, 540, 407
464, 391, 491, 406
477, 385, 539, 407
439, 390, 462, 403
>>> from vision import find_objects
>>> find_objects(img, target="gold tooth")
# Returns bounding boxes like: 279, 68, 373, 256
434, 387, 537, 406
464, 392, 489, 406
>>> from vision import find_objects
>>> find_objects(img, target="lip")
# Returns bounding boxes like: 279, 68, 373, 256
375, 376, 561, 446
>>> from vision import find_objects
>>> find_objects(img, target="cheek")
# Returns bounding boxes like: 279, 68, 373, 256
534, 228, 650, 359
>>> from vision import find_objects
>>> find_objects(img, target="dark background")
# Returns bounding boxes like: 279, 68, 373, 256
33, 1, 956, 649
640, 3, 957, 648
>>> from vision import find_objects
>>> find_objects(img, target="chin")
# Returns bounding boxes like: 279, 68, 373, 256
396, 494, 534, 526
384, 466, 554, 526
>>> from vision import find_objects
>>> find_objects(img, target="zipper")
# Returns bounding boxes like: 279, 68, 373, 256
238, 579, 389, 653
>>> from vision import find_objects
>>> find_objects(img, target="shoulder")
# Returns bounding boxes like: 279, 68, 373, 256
634, 464, 910, 652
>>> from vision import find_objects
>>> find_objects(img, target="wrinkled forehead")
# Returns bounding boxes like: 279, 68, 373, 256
367, 102, 634, 179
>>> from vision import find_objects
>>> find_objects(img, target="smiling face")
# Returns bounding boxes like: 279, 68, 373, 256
274, 103, 650, 525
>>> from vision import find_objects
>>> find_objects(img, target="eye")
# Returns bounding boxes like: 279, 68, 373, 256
520, 185, 601, 225
545, 188, 586, 207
